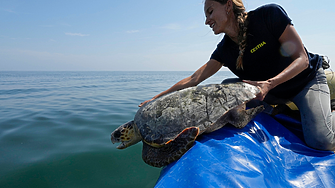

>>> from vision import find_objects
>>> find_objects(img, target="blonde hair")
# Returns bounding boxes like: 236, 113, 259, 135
211, 0, 248, 69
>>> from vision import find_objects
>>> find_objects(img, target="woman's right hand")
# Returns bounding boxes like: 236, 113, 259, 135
139, 98, 154, 107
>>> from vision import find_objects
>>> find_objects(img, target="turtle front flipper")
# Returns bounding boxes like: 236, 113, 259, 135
142, 127, 199, 167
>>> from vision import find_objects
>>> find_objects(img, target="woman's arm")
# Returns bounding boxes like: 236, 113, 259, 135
139, 59, 223, 107
243, 24, 309, 101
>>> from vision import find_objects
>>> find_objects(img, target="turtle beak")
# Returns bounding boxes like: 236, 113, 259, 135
116, 142, 127, 149
110, 130, 127, 149
111, 120, 141, 149
111, 120, 133, 144
111, 130, 128, 149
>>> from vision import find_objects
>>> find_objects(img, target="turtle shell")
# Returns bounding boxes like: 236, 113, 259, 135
134, 82, 259, 146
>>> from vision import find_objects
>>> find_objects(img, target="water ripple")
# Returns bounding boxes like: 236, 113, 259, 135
0, 71, 233, 187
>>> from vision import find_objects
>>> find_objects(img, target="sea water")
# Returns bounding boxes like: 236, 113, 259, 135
0, 71, 235, 188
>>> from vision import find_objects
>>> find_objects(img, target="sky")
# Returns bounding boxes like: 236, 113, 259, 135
1, 0, 335, 71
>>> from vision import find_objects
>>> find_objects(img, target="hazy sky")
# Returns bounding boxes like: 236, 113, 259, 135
1, 0, 334, 71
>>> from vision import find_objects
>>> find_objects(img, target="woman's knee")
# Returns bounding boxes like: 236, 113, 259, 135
305, 136, 335, 151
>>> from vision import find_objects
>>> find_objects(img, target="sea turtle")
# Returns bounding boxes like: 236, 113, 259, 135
111, 82, 264, 167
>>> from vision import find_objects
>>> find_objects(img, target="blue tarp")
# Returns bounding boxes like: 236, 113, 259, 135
155, 113, 335, 188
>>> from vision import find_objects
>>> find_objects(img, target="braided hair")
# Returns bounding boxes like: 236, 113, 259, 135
211, 0, 248, 70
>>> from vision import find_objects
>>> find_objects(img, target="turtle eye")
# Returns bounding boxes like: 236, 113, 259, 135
113, 130, 121, 138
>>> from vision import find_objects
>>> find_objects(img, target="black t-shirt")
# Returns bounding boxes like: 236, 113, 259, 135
210, 4, 322, 99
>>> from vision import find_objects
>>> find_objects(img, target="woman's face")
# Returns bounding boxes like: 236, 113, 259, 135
204, 0, 229, 35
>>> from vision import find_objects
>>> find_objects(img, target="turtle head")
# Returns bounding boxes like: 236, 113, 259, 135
111, 120, 142, 149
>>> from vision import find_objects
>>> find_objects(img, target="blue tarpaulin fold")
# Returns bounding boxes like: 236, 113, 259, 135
155, 113, 335, 188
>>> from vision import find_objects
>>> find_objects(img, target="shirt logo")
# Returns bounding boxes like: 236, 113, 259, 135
250, 41, 267, 53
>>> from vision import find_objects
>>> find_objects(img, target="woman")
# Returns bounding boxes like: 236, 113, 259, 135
139, 0, 335, 151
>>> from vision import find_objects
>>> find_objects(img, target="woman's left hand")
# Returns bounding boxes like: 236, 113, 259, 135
242, 80, 273, 101
242, 25, 309, 102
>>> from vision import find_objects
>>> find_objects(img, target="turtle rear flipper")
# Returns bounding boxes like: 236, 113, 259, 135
228, 104, 264, 128
142, 127, 199, 167
205, 104, 264, 133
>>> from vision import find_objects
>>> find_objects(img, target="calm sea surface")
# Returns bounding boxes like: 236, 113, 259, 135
0, 71, 235, 188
